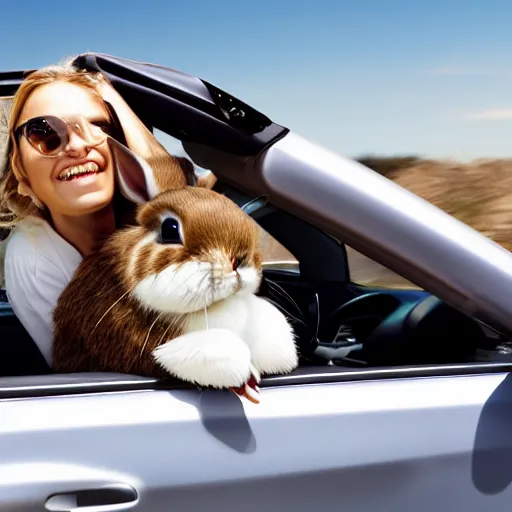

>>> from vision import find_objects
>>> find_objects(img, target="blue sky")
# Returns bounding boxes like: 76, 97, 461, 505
4, 0, 512, 160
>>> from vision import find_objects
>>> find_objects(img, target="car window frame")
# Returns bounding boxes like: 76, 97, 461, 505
0, 362, 511, 401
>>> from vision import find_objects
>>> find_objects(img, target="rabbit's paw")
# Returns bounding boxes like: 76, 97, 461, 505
152, 328, 256, 391
244, 295, 299, 376
229, 364, 261, 404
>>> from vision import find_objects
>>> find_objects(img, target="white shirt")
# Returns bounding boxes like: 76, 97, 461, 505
4, 216, 82, 366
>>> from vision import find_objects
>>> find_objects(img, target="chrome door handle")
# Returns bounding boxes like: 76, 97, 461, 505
45, 483, 138, 511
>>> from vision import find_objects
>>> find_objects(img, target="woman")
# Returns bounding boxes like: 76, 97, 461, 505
0, 60, 214, 368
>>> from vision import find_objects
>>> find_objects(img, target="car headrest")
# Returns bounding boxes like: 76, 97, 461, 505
0, 97, 12, 178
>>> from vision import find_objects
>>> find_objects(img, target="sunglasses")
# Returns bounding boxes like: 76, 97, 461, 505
14, 114, 117, 157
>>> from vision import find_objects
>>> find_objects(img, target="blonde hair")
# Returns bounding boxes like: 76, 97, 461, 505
0, 58, 109, 228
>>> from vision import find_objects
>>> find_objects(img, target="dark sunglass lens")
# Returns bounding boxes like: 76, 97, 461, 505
25, 117, 65, 154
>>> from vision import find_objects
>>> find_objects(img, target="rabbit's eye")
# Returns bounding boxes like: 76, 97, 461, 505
159, 217, 182, 244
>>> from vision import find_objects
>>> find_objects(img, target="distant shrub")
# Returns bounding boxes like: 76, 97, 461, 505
356, 155, 423, 178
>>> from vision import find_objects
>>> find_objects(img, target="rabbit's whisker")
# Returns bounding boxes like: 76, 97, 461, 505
264, 296, 304, 327
265, 279, 305, 320
140, 313, 163, 358
203, 298, 209, 330
182, 272, 210, 309
92, 289, 132, 333
157, 321, 174, 347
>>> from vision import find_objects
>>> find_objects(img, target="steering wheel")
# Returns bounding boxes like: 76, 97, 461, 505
319, 293, 485, 366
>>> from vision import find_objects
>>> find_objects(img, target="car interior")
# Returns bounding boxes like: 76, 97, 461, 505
0, 171, 509, 381
0, 63, 511, 387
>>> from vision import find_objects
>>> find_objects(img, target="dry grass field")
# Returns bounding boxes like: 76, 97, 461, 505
260, 156, 512, 288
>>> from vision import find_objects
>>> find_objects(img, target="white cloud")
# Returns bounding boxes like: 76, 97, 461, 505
466, 109, 512, 120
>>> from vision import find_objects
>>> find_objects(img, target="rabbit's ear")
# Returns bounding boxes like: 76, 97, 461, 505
174, 156, 217, 190
107, 136, 161, 204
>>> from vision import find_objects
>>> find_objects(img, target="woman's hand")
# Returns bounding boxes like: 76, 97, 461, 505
96, 78, 156, 159
96, 76, 217, 190
196, 171, 217, 189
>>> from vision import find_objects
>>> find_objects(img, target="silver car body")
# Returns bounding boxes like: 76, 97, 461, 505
0, 53, 511, 512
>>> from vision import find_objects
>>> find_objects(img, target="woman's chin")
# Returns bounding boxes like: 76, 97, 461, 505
52, 174, 114, 215
61, 190, 114, 216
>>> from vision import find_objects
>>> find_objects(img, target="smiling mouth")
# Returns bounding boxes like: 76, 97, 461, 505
58, 162, 103, 181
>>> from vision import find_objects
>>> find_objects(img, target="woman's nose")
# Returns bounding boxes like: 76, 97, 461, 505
64, 129, 90, 156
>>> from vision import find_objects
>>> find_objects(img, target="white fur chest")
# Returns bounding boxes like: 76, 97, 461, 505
184, 292, 253, 338
152, 291, 299, 390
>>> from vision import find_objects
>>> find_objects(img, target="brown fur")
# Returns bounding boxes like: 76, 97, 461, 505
52, 247, 179, 377
52, 186, 262, 376
148, 153, 188, 190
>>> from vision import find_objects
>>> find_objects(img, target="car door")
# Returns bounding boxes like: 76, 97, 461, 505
0, 364, 512, 512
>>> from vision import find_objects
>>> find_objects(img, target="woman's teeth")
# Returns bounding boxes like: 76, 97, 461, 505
58, 162, 100, 181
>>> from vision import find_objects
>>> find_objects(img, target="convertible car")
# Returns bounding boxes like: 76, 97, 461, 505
1, 53, 512, 512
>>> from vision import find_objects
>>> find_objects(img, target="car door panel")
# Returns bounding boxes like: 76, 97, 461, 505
0, 370, 511, 511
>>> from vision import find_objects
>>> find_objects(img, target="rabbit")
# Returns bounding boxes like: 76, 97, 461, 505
52, 136, 299, 403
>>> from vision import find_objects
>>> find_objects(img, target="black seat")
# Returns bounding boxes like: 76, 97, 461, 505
0, 302, 52, 376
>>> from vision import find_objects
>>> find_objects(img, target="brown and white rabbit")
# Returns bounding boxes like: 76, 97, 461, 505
52, 136, 299, 403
